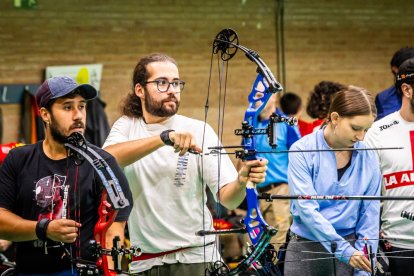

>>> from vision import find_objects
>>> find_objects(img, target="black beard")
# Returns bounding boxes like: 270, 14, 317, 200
144, 88, 179, 117
49, 119, 69, 144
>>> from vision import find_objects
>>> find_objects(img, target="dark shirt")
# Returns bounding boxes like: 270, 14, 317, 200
337, 158, 352, 181
0, 141, 132, 274
375, 85, 402, 121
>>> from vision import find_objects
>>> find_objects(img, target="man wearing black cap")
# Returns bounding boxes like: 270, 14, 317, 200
0, 76, 132, 275
365, 58, 414, 275
375, 47, 414, 121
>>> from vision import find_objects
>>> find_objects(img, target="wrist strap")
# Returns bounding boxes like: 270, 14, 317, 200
160, 130, 174, 146
36, 218, 51, 241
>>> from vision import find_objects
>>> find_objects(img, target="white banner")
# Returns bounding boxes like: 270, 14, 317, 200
45, 64, 103, 91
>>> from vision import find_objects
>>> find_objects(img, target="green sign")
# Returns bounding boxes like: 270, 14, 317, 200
14, 0, 37, 9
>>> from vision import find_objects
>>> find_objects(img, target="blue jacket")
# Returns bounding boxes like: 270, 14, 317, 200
288, 129, 381, 269
256, 109, 301, 187
375, 85, 402, 121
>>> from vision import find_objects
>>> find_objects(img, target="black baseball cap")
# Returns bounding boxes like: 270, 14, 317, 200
36, 76, 98, 108
396, 58, 414, 86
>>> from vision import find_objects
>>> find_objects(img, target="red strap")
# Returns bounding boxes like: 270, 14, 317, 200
132, 242, 215, 261
132, 247, 186, 261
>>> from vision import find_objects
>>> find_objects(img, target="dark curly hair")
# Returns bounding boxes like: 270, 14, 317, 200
390, 47, 414, 69
122, 53, 178, 118
306, 81, 346, 119
280, 92, 302, 115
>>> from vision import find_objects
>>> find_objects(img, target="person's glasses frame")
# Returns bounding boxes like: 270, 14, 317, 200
145, 79, 185, 93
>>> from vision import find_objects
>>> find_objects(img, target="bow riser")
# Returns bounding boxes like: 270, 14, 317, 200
94, 191, 119, 276
242, 73, 277, 246
243, 73, 274, 161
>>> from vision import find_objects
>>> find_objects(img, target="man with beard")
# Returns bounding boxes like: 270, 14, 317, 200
375, 47, 414, 121
365, 58, 414, 275
103, 53, 268, 275
0, 76, 132, 275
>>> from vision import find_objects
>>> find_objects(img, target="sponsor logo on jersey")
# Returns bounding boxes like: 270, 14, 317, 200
379, 120, 399, 131
384, 170, 414, 190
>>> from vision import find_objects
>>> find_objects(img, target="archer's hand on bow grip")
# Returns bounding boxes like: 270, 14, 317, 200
238, 159, 268, 187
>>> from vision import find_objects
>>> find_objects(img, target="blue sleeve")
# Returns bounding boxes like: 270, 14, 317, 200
288, 145, 356, 264
354, 156, 381, 271
286, 125, 301, 149
375, 94, 384, 121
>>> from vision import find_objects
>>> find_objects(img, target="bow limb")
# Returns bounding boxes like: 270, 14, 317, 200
234, 229, 277, 276
214, 29, 282, 94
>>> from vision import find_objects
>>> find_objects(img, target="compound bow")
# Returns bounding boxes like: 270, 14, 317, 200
199, 28, 290, 276
64, 132, 140, 275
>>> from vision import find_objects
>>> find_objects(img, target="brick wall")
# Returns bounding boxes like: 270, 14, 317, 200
0, 0, 413, 147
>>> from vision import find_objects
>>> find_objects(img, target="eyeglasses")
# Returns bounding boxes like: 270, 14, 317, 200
145, 79, 185, 93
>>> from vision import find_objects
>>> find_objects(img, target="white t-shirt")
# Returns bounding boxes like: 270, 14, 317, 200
103, 115, 238, 272
365, 111, 414, 248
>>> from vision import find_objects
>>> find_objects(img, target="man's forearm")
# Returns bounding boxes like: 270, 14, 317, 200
0, 208, 37, 241
218, 180, 246, 210
104, 137, 164, 167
